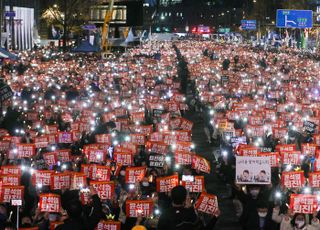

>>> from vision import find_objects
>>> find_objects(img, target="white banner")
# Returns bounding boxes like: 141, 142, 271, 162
236, 156, 271, 184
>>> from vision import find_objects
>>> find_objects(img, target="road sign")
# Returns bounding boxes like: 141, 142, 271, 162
276, 9, 313, 28
241, 20, 257, 30
5, 11, 15, 18
218, 28, 230, 34
81, 24, 97, 30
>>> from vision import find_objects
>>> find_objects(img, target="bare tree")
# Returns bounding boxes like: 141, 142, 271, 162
42, 0, 98, 51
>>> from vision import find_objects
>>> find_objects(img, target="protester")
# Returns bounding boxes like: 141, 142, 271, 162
0, 40, 221, 230
157, 185, 198, 230
1, 37, 320, 230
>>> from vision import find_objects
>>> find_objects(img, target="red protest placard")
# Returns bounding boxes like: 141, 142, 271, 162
83, 144, 100, 154
0, 175, 20, 186
163, 132, 177, 145
281, 151, 301, 165
70, 172, 87, 190
16, 143, 36, 158
147, 142, 168, 154
58, 149, 71, 163
0, 141, 10, 152
276, 144, 296, 152
95, 134, 111, 144
195, 193, 219, 215
258, 152, 279, 167
90, 181, 114, 200
246, 125, 264, 137
182, 176, 205, 193
34, 136, 49, 149
309, 172, 320, 188
126, 200, 154, 217
176, 130, 192, 142
32, 170, 54, 187
46, 125, 58, 135
27, 112, 38, 121
238, 146, 259, 156
0, 186, 24, 203
192, 155, 211, 174
80, 189, 90, 205
114, 146, 132, 154
81, 164, 90, 178
156, 175, 179, 193
248, 116, 264, 126
118, 142, 137, 154
281, 171, 305, 188
89, 165, 110, 182
130, 112, 145, 123
95, 221, 121, 230
39, 193, 61, 213
149, 132, 164, 142
167, 101, 179, 112
86, 149, 106, 163
1, 166, 21, 175
50, 173, 71, 190
175, 151, 193, 165
136, 125, 153, 136
172, 93, 185, 102
272, 128, 288, 139
125, 166, 146, 184
43, 152, 58, 166
314, 134, 320, 147
8, 136, 21, 144
175, 141, 192, 153
57, 132, 73, 144
301, 143, 317, 156
180, 118, 193, 131
130, 134, 146, 145
47, 134, 57, 144
290, 194, 318, 214
114, 152, 133, 166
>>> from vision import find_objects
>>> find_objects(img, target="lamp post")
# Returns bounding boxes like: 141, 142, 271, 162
10, 0, 14, 50
63, 0, 67, 52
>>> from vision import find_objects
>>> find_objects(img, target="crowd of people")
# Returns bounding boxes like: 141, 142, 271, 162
1, 37, 320, 230
0, 41, 220, 230
176, 40, 320, 229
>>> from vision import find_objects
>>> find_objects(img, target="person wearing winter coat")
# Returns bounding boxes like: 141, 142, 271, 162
272, 206, 320, 230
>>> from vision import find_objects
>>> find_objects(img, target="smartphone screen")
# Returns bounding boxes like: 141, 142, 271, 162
182, 175, 194, 182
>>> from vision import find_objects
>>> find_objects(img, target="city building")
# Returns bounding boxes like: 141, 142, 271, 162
2, 0, 40, 50
145, 0, 245, 33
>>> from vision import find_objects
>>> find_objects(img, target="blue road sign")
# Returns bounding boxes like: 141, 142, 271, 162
5, 11, 15, 18
241, 20, 257, 30
81, 24, 97, 30
276, 9, 313, 28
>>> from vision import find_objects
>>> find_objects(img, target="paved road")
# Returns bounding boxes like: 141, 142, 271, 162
184, 109, 241, 230
174, 46, 241, 229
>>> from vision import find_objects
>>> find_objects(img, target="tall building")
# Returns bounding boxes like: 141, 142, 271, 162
145, 0, 245, 33
2, 0, 40, 50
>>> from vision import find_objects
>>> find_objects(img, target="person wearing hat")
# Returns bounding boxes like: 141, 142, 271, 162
132, 225, 146, 230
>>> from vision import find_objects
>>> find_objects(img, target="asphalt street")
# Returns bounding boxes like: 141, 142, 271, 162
184, 109, 241, 230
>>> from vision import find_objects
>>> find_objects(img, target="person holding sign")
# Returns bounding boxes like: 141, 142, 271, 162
157, 185, 199, 230
272, 206, 320, 230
